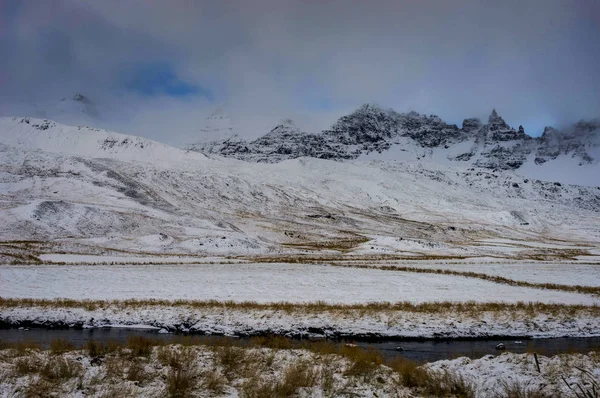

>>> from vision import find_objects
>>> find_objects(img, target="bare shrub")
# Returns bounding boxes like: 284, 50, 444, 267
276, 360, 318, 396
201, 368, 227, 394
20, 378, 55, 398
157, 345, 197, 370
125, 335, 156, 357
341, 345, 383, 378
86, 340, 119, 357
165, 367, 197, 398
13, 356, 40, 376
423, 369, 475, 398
126, 359, 151, 383
39, 356, 82, 382
387, 356, 428, 388
213, 346, 250, 379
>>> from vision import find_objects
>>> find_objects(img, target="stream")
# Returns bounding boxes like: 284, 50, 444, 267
1, 327, 599, 363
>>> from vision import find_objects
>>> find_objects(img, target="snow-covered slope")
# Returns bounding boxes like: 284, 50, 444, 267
1, 94, 101, 128
1, 117, 599, 259
192, 105, 600, 186
0, 117, 207, 164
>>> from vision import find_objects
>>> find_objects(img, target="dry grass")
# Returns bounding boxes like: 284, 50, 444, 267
388, 356, 429, 388
39, 356, 82, 382
165, 366, 197, 398
328, 262, 600, 296
422, 369, 475, 398
213, 346, 260, 380
3, 337, 599, 398
124, 335, 156, 357
240, 360, 318, 398
0, 340, 40, 359
12, 354, 83, 397
13, 355, 39, 376
20, 378, 55, 398
341, 345, 383, 378
2, 296, 599, 318
86, 339, 119, 357
157, 345, 197, 370
49, 338, 74, 355
494, 379, 556, 398
201, 368, 227, 394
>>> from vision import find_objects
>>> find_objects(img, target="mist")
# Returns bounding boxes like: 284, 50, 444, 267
1, 0, 599, 146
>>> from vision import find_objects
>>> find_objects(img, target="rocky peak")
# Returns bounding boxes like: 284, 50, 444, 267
541, 126, 559, 139
72, 93, 90, 103
462, 118, 482, 133
262, 119, 302, 138
488, 109, 510, 131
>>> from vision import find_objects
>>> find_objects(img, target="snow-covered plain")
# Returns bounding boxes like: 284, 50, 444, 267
372, 261, 600, 287
0, 263, 598, 305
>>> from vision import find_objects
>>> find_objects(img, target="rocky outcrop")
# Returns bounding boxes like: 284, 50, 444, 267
189, 105, 599, 171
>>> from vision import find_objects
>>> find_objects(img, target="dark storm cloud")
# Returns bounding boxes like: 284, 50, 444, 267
1, 0, 599, 145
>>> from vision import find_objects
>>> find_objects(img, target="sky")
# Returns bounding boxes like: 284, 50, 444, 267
1, 0, 599, 146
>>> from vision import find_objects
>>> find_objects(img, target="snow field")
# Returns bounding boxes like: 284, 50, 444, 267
1, 263, 598, 305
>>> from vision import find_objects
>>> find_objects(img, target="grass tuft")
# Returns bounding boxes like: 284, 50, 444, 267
50, 338, 74, 355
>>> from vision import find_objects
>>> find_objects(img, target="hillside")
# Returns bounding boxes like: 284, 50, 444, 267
1, 117, 599, 261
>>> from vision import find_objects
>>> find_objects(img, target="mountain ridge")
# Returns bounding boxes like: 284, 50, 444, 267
189, 105, 600, 182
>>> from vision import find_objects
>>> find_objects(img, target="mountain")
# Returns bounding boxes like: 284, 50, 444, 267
3, 94, 102, 128
190, 119, 354, 163
0, 116, 206, 164
1, 116, 600, 261
190, 105, 600, 186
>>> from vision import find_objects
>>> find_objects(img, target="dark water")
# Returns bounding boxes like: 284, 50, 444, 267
1, 327, 599, 363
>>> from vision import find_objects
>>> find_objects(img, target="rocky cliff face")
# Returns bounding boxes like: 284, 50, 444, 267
189, 105, 600, 172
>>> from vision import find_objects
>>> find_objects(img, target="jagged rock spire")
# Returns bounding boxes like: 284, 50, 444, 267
488, 109, 510, 131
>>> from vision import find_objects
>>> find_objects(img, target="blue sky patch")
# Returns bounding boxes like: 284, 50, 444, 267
123, 63, 212, 99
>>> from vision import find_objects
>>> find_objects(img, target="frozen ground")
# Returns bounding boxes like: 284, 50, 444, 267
373, 261, 600, 287
0, 343, 598, 398
428, 352, 600, 397
0, 263, 598, 305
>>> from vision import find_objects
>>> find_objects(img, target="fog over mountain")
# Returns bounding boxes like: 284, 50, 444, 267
1, 0, 599, 146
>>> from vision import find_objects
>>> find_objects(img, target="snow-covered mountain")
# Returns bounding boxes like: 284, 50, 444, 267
2, 94, 102, 128
1, 116, 599, 260
191, 104, 600, 186
0, 117, 205, 163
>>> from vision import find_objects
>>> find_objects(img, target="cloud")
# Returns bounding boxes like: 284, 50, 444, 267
1, 0, 599, 145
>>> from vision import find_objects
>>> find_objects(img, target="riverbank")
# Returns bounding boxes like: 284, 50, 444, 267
2, 298, 600, 339
0, 336, 598, 397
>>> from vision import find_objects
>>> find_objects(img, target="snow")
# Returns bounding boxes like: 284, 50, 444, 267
427, 352, 600, 397
0, 117, 208, 166
519, 151, 600, 187
376, 262, 600, 287
0, 263, 597, 305
1, 117, 599, 260
37, 254, 243, 264
3, 297, 600, 339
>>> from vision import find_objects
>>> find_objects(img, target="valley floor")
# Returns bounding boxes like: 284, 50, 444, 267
1, 260, 600, 339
